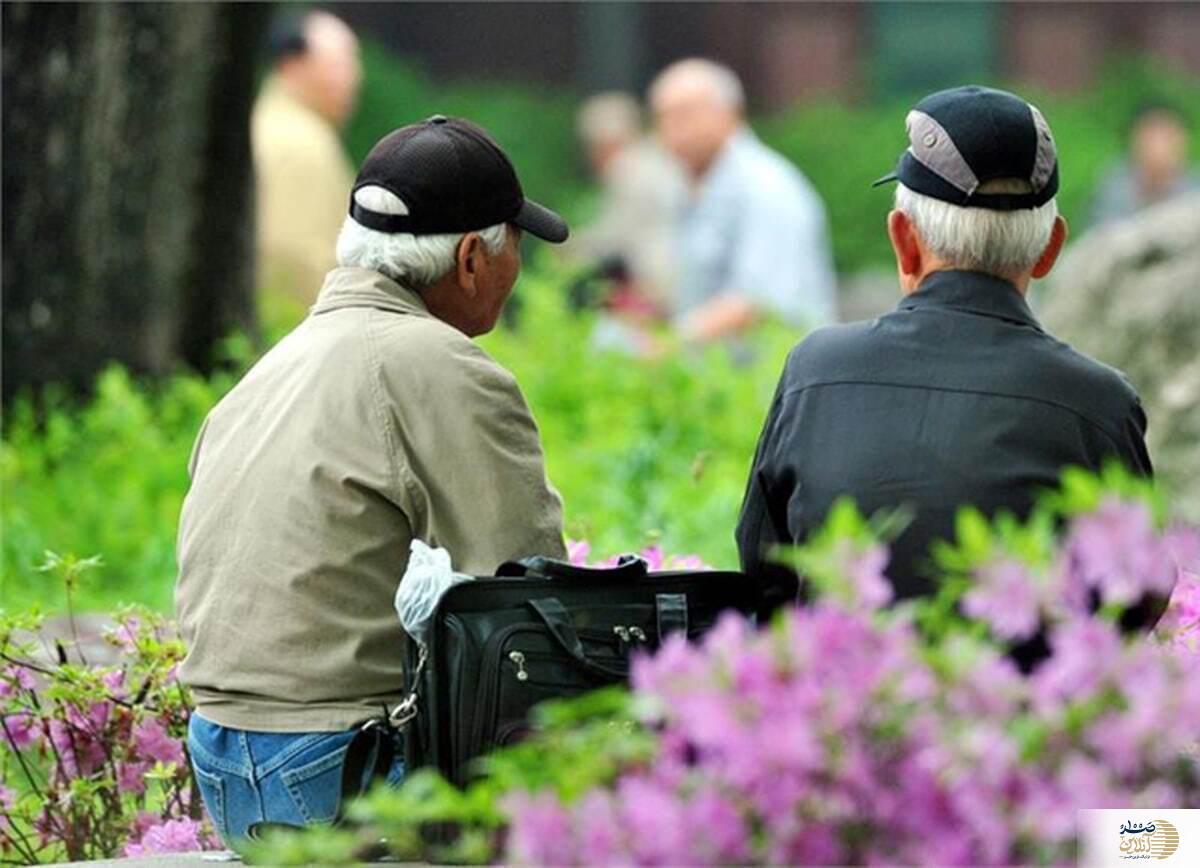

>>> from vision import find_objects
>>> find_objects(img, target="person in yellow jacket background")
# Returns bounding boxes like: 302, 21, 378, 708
252, 11, 361, 324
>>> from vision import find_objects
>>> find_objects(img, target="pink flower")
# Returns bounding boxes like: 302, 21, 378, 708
47, 716, 107, 778
0, 665, 37, 698
565, 539, 590, 567
846, 543, 893, 609
106, 616, 142, 653
639, 545, 665, 572
1062, 499, 1194, 607
1, 712, 40, 750
118, 759, 151, 795
133, 718, 185, 766
963, 559, 1043, 641
502, 791, 575, 865
102, 669, 126, 696
123, 818, 204, 856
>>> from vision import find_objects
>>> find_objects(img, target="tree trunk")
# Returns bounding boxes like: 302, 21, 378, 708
2, 1, 269, 402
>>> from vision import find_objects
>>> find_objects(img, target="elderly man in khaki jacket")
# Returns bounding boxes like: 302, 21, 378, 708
176, 116, 569, 843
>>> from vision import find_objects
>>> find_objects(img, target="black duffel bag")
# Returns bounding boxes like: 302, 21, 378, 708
393, 553, 758, 787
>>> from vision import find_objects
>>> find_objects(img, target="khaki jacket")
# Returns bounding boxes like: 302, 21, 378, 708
176, 267, 566, 731
252, 78, 355, 306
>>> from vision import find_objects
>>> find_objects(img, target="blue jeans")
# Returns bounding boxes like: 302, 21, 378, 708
188, 712, 406, 847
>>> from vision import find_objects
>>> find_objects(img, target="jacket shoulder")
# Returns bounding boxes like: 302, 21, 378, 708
780, 320, 881, 389
370, 312, 520, 393
1038, 332, 1143, 418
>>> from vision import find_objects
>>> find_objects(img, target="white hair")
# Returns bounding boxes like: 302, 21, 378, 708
894, 179, 1057, 276
649, 58, 745, 111
336, 186, 507, 289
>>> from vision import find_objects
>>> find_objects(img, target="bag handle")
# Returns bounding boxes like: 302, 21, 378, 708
497, 553, 648, 582
528, 597, 628, 680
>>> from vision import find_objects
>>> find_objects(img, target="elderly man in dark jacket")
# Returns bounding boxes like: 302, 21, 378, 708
737, 86, 1151, 614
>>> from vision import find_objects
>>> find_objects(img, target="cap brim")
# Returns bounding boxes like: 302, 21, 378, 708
871, 171, 899, 188
513, 198, 569, 243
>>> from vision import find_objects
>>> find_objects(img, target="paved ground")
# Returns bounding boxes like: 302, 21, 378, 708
54, 853, 242, 867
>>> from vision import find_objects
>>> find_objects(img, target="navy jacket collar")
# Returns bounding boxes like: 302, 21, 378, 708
898, 270, 1042, 330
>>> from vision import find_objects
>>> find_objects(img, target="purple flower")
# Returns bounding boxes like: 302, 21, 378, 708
0, 665, 37, 698
47, 716, 107, 778
682, 785, 751, 864
503, 791, 575, 865
849, 547, 897, 607
565, 539, 590, 567
102, 668, 126, 697
639, 545, 665, 572
962, 559, 1042, 641
1, 712, 40, 750
118, 759, 151, 795
1062, 499, 1193, 607
133, 718, 185, 766
123, 818, 204, 856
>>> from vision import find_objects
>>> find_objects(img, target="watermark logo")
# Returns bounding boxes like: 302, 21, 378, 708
1080, 810, 1196, 866
1118, 818, 1180, 860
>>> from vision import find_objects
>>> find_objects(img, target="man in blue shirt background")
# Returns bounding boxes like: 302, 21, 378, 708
650, 58, 838, 342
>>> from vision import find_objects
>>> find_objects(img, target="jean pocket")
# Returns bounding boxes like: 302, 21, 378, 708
279, 743, 350, 825
192, 763, 229, 844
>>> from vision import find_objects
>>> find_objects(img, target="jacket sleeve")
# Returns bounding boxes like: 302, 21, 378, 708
736, 387, 801, 619
1122, 397, 1154, 478
376, 325, 566, 576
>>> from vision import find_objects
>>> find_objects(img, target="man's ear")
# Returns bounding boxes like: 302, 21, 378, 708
455, 232, 483, 296
887, 209, 922, 277
1031, 216, 1068, 279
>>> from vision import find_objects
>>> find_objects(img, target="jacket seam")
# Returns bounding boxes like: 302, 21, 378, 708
363, 313, 425, 525
777, 379, 1132, 454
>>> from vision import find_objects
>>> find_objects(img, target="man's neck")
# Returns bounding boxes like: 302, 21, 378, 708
903, 265, 1030, 297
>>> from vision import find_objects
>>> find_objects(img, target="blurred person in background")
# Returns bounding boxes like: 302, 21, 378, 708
253, 10, 361, 317
738, 86, 1151, 624
1089, 101, 1199, 227
564, 92, 683, 318
650, 58, 838, 343
178, 116, 568, 842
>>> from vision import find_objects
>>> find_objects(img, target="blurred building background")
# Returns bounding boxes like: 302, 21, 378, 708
337, 1, 1200, 108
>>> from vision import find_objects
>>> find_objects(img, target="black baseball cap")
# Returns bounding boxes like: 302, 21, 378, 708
873, 85, 1059, 210
350, 115, 569, 243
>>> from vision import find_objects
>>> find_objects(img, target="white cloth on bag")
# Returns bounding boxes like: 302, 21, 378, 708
395, 540, 473, 648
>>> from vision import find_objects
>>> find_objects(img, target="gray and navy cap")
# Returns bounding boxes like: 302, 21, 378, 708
873, 85, 1059, 210
351, 115, 569, 243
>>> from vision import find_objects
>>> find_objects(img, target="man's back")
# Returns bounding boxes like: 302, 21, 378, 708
737, 270, 1151, 602
177, 267, 565, 731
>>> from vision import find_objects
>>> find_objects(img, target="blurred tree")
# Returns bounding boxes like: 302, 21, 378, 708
2, 2, 269, 402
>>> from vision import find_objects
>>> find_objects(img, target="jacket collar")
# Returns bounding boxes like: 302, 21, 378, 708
311, 267, 432, 318
897, 269, 1042, 330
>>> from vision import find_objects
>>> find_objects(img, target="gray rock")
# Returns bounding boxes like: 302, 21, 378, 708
1039, 192, 1200, 521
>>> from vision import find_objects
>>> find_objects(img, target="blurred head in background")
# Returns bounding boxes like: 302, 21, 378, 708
270, 10, 361, 128
1128, 102, 1191, 201
576, 92, 643, 178
649, 58, 745, 179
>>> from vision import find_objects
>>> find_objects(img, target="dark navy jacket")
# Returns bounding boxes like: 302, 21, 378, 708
736, 270, 1152, 611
